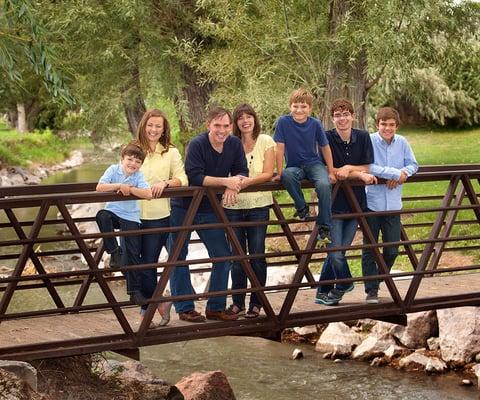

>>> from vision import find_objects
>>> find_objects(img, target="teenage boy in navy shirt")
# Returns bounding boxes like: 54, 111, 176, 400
169, 107, 248, 323
273, 88, 336, 246
315, 99, 377, 305
362, 107, 418, 303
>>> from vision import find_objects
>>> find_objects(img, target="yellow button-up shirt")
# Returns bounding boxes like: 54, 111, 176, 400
140, 144, 187, 220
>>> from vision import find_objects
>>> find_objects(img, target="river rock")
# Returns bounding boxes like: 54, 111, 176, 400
176, 371, 236, 400
352, 334, 397, 361
315, 322, 363, 357
473, 364, 480, 387
398, 351, 447, 372
390, 311, 438, 349
0, 360, 37, 391
294, 325, 318, 336
384, 344, 409, 360
427, 337, 440, 351
438, 307, 480, 365
0, 368, 47, 400
99, 359, 159, 383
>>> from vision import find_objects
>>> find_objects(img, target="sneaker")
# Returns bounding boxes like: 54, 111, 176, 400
317, 227, 332, 248
226, 304, 245, 317
339, 284, 354, 294
109, 247, 123, 268
315, 292, 339, 306
179, 310, 206, 323
294, 207, 310, 221
366, 289, 379, 304
327, 288, 345, 302
130, 292, 148, 306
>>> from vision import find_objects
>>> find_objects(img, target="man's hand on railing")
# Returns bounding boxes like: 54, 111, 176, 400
359, 172, 378, 185
224, 176, 243, 192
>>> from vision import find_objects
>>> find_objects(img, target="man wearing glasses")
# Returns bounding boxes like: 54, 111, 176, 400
315, 99, 377, 306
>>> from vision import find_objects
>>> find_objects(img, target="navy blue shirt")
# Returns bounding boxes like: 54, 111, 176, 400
172, 132, 248, 212
273, 115, 329, 167
326, 128, 374, 214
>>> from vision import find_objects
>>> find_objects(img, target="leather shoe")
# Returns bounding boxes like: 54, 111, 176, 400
205, 309, 239, 321
179, 310, 206, 323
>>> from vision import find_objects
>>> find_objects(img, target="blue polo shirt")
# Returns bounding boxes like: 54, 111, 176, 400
326, 128, 374, 214
172, 132, 248, 212
273, 115, 329, 167
99, 164, 149, 223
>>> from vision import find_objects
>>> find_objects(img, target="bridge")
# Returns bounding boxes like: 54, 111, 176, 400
0, 165, 479, 361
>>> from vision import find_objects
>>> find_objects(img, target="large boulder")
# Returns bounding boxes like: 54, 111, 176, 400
398, 351, 447, 372
315, 322, 363, 357
176, 371, 236, 400
391, 311, 438, 349
352, 334, 397, 361
0, 360, 37, 391
438, 307, 480, 365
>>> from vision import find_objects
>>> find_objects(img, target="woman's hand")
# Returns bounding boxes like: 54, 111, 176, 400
151, 181, 167, 198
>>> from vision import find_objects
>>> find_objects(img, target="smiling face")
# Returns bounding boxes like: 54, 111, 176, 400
377, 118, 398, 144
145, 116, 164, 147
121, 154, 143, 176
207, 113, 232, 149
236, 112, 255, 136
332, 110, 355, 135
289, 102, 312, 123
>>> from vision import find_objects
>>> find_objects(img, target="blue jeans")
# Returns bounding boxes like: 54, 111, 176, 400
95, 209, 141, 294
225, 206, 269, 311
281, 163, 332, 229
361, 212, 401, 293
168, 206, 232, 314
317, 218, 358, 294
140, 217, 170, 311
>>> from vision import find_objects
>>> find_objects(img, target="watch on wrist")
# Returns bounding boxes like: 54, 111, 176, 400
165, 181, 170, 188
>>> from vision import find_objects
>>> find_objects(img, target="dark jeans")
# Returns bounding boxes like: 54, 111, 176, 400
281, 163, 332, 229
225, 206, 269, 311
318, 217, 358, 294
361, 211, 401, 293
168, 206, 232, 314
140, 217, 170, 311
96, 209, 142, 294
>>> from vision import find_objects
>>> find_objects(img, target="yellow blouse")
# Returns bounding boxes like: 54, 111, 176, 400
140, 143, 187, 219
226, 134, 275, 210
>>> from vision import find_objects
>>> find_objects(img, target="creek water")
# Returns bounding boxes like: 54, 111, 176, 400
3, 158, 479, 399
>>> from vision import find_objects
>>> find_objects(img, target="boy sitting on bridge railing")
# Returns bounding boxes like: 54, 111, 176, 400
362, 107, 418, 304
95, 142, 152, 306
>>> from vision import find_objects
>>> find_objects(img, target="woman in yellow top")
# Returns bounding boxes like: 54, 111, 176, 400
224, 104, 275, 318
136, 109, 188, 327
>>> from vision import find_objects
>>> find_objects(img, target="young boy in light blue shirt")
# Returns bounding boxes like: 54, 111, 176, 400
362, 107, 418, 303
96, 142, 152, 305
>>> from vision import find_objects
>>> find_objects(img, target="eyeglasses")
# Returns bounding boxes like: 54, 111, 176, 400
333, 112, 352, 119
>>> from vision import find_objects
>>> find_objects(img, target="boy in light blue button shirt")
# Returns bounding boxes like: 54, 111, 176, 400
96, 142, 152, 305
362, 107, 418, 303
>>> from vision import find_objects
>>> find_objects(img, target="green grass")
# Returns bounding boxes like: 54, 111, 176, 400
0, 120, 89, 167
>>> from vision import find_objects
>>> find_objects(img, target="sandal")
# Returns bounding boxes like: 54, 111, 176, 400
226, 304, 245, 316
245, 305, 261, 319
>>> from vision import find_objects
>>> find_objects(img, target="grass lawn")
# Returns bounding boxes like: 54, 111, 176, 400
0, 120, 90, 167
270, 126, 480, 276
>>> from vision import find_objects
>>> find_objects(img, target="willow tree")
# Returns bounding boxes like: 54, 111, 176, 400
175, 0, 479, 130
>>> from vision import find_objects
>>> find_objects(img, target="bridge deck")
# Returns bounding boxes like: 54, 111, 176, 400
1, 273, 476, 356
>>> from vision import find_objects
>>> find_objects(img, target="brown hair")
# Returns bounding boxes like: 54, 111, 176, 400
232, 103, 261, 140
206, 106, 232, 124
330, 99, 354, 116
121, 142, 146, 162
289, 88, 314, 106
136, 109, 173, 155
376, 107, 401, 126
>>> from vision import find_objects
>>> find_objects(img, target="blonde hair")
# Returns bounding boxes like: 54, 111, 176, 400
289, 88, 314, 106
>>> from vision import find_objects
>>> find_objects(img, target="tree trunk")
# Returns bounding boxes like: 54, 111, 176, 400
16, 103, 27, 133
122, 64, 146, 138
175, 64, 216, 149
321, 0, 368, 130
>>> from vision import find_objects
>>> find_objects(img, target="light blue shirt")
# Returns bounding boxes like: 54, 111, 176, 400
99, 164, 149, 222
366, 132, 418, 211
